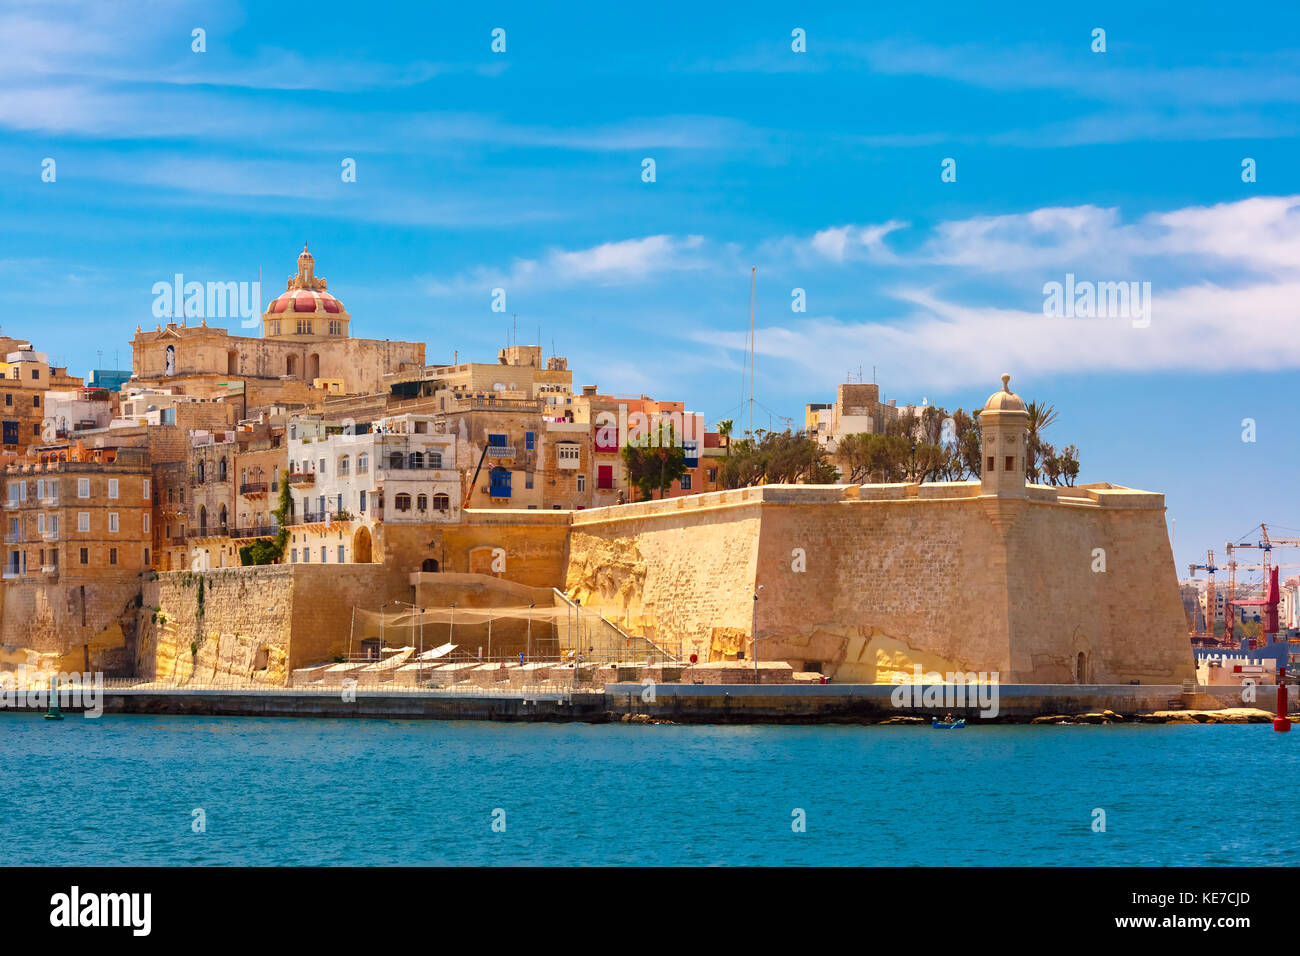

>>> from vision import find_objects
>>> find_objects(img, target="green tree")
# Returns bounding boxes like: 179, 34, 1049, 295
716, 419, 734, 456
622, 420, 687, 500
239, 479, 291, 565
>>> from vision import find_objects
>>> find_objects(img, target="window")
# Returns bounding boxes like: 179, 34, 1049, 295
338, 545, 345, 563
525, 472, 534, 490
30, 369, 38, 380
144, 548, 150, 566
109, 548, 118, 565
108, 513, 118, 533
986, 456, 994, 473
18, 482, 25, 502
707, 468, 717, 483
557, 443, 580, 469
218, 458, 227, 481
329, 320, 342, 335
680, 474, 691, 490
525, 431, 535, 450
108, 478, 119, 499
428, 451, 442, 469
598, 465, 613, 490
32, 424, 38, 436
339, 456, 349, 476
395, 493, 412, 512
143, 514, 150, 534
32, 394, 39, 408
3, 395, 8, 407
409, 451, 424, 469
79, 547, 88, 565
302, 548, 309, 563
577, 474, 586, 492
1005, 456, 1014, 472
296, 319, 312, 335
319, 458, 326, 475
416, 494, 428, 511
357, 453, 368, 474
359, 490, 367, 513
489, 467, 511, 498
291, 549, 298, 563
143, 478, 151, 498
77, 513, 89, 532
433, 494, 450, 512
76, 478, 90, 498
320, 547, 327, 563
488, 433, 507, 447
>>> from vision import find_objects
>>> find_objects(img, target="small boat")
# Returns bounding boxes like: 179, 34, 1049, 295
931, 717, 965, 729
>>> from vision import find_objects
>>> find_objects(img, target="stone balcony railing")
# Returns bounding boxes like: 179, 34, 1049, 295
288, 472, 315, 487
484, 446, 515, 459
239, 481, 269, 496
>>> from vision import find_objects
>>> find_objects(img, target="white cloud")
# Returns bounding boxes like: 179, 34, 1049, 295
424, 235, 715, 296
689, 195, 1300, 389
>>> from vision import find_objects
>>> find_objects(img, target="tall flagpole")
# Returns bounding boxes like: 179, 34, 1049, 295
748, 266, 755, 439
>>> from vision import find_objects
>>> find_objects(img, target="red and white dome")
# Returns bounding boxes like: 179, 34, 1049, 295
268, 289, 344, 314
262, 243, 350, 328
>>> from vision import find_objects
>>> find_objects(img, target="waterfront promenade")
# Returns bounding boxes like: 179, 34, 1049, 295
9, 678, 1288, 724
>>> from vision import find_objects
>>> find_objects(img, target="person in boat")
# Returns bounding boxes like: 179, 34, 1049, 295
942, 712, 956, 724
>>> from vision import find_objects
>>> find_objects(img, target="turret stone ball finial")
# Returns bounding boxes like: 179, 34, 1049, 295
1001, 372, 1011, 392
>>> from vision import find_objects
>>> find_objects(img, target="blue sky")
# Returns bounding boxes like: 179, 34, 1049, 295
1, 0, 1298, 577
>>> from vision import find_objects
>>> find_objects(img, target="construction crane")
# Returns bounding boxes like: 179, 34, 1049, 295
461, 445, 491, 510
1224, 523, 1300, 629
1188, 549, 1219, 641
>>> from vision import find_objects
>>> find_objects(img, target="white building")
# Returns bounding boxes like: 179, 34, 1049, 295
285, 412, 459, 531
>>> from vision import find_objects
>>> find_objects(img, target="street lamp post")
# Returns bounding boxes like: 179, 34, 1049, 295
527, 602, 534, 661
745, 584, 764, 683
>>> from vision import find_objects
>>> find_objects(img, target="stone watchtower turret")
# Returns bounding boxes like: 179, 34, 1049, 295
979, 373, 1029, 498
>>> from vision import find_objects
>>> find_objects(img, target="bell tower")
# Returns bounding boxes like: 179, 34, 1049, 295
979, 373, 1029, 498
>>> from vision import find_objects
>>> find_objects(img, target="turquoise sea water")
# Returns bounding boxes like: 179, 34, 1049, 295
1, 715, 1296, 866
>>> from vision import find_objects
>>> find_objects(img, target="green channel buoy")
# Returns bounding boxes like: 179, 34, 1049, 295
44, 675, 63, 721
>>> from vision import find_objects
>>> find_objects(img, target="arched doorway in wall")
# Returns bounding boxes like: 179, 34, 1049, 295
307, 353, 320, 382
227, 350, 239, 375
352, 526, 372, 563
1076, 652, 1088, 684
198, 506, 208, 536
286, 354, 298, 377
421, 558, 439, 573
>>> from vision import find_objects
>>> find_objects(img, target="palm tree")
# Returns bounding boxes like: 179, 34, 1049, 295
1024, 401, 1059, 481
717, 419, 733, 456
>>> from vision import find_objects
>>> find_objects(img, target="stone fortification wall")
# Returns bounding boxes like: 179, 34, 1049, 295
565, 483, 1195, 684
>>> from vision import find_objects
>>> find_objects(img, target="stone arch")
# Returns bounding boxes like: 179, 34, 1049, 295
227, 350, 239, 375
286, 354, 298, 377
352, 525, 372, 564
199, 505, 208, 536
1076, 651, 1088, 684
422, 558, 439, 573
307, 353, 321, 382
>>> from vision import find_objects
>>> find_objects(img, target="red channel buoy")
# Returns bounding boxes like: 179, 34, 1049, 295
1275, 683, 1291, 733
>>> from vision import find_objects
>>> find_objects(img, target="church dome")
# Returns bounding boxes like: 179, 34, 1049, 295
984, 373, 1026, 412
268, 289, 344, 315
262, 243, 350, 330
